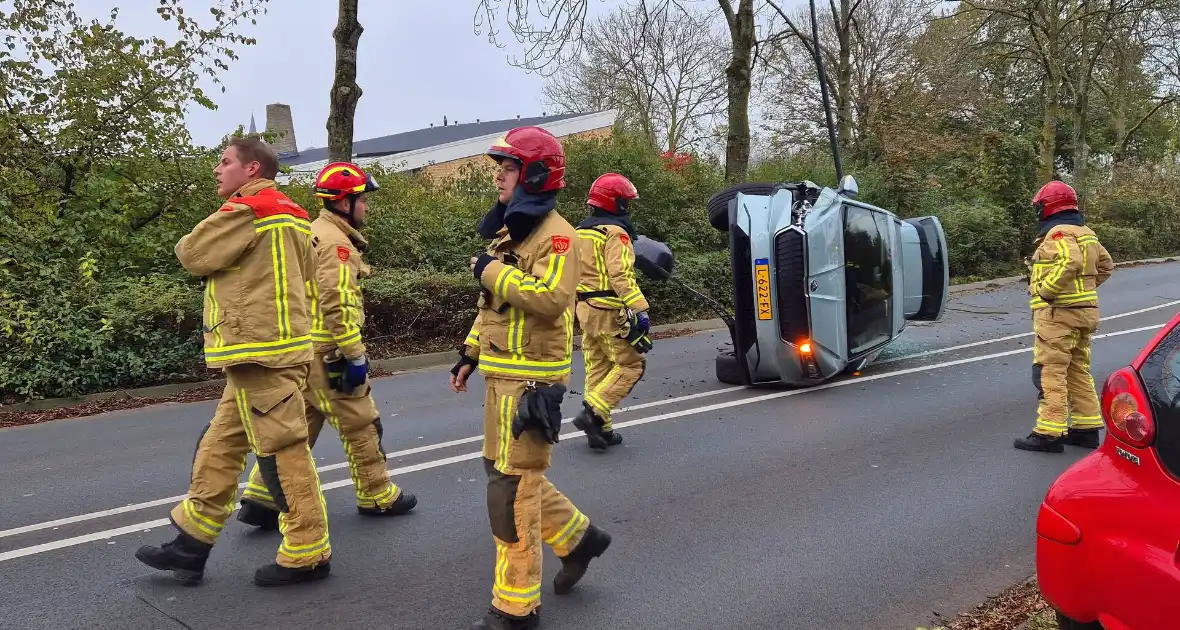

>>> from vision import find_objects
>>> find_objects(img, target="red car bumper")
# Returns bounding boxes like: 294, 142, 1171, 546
1036, 445, 1180, 629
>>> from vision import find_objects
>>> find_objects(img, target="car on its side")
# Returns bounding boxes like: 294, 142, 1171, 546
1035, 310, 1180, 630
701, 176, 950, 387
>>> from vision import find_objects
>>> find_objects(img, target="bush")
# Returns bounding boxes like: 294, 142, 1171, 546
3, 128, 1177, 402
922, 196, 1023, 280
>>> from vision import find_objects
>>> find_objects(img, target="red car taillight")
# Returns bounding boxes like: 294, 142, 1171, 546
1101, 366, 1155, 448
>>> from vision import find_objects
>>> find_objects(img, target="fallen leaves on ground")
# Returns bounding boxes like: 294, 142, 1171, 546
916, 577, 1050, 630
0, 384, 227, 429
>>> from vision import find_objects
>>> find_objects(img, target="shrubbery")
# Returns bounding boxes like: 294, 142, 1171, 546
3, 130, 1178, 402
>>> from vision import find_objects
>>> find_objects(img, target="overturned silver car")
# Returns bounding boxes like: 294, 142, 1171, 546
633, 0, 950, 388
635, 175, 950, 387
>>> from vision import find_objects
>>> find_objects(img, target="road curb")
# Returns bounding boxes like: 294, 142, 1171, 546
4, 255, 1176, 414
0, 319, 730, 413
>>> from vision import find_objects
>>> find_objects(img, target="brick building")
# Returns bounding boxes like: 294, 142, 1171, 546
269, 106, 617, 185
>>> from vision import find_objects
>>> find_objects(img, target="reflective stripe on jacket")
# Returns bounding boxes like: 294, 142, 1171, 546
1028, 224, 1113, 311
308, 212, 371, 359
463, 210, 578, 381
574, 224, 649, 312
175, 179, 315, 369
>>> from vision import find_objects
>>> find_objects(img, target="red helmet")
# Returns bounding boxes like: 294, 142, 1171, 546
313, 162, 379, 201
1032, 180, 1078, 219
486, 126, 566, 193
587, 173, 638, 214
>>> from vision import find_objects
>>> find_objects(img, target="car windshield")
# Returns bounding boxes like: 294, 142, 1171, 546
1141, 321, 1180, 479
844, 204, 893, 356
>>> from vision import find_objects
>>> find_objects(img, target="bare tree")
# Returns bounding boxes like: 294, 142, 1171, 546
1101, 2, 1180, 170
327, 0, 362, 163
959, 0, 1170, 183
475, 0, 761, 181
718, 0, 757, 181
760, 0, 940, 158
542, 2, 729, 154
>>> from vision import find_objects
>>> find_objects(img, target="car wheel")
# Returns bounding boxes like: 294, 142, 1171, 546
706, 182, 785, 232
1055, 611, 1103, 630
715, 351, 743, 385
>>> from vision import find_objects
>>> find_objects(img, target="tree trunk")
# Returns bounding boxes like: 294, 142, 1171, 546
837, 0, 853, 155
721, 0, 755, 182
327, 0, 363, 163
1039, 72, 1059, 182
1071, 74, 1089, 195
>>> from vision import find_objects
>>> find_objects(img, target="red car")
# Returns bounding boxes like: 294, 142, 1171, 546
1036, 311, 1180, 630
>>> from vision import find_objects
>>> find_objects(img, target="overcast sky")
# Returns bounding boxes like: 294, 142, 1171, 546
73, 0, 636, 150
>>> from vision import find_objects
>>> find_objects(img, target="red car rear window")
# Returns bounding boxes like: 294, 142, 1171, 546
1140, 323, 1180, 478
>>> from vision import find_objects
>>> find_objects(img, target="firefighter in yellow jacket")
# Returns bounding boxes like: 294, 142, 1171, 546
571, 173, 652, 451
235, 161, 417, 531
134, 136, 332, 586
449, 126, 612, 629
1014, 180, 1114, 453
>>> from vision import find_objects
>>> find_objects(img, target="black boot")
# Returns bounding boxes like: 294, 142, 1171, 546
134, 530, 212, 583
469, 607, 540, 629
1062, 428, 1101, 449
253, 561, 330, 587
572, 405, 609, 451
1013, 432, 1065, 453
553, 523, 611, 595
358, 491, 418, 516
602, 430, 623, 447
236, 500, 280, 530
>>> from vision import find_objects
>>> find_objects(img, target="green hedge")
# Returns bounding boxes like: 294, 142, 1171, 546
2, 130, 1177, 402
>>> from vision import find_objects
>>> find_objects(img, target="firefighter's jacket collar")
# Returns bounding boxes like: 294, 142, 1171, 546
1037, 210, 1085, 239
317, 209, 369, 253
578, 208, 637, 240
229, 178, 279, 200
478, 186, 558, 241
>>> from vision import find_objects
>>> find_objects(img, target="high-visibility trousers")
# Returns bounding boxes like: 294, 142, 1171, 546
482, 376, 592, 617
170, 362, 331, 568
241, 353, 402, 510
576, 303, 646, 431
1032, 306, 1103, 437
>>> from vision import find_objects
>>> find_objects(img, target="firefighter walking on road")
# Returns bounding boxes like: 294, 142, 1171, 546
449, 126, 612, 629
236, 161, 418, 531
135, 136, 332, 586
1014, 180, 1114, 454
571, 173, 652, 451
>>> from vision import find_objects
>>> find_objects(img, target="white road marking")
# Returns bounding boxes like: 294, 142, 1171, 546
0, 321, 1165, 564
876, 298, 1180, 365
2, 298, 1173, 542
0, 385, 746, 541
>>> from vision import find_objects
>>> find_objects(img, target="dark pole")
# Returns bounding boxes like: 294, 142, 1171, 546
809, 0, 843, 184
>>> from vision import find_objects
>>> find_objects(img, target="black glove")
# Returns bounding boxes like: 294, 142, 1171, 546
625, 310, 653, 354
326, 355, 351, 394
451, 346, 478, 376
512, 382, 566, 444
472, 253, 496, 280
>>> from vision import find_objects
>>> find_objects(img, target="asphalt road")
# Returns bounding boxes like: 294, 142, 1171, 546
1, 261, 1178, 630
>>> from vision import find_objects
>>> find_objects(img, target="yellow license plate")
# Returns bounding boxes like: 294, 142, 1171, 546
755, 258, 772, 320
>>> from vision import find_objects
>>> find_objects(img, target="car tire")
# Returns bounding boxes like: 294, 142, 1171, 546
706, 182, 784, 232
715, 351, 744, 385
1055, 611, 1103, 630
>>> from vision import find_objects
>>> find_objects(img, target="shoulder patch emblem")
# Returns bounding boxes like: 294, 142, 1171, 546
619, 234, 630, 245
551, 235, 571, 254
1051, 231, 1064, 240
337, 246, 350, 263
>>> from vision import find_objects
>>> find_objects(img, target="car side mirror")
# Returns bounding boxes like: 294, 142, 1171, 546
838, 174, 858, 198
633, 235, 674, 281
